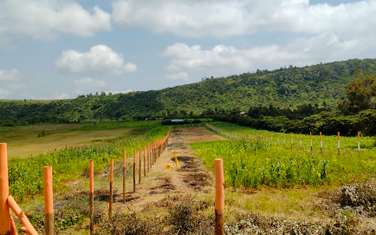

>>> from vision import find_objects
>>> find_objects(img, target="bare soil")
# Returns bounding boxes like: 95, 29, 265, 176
112, 127, 217, 210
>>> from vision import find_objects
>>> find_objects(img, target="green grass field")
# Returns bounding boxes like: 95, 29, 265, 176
0, 121, 170, 201
193, 122, 376, 188
191, 122, 376, 226
2, 121, 376, 233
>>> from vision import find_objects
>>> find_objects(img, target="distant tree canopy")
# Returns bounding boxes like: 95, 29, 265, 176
339, 72, 376, 114
204, 69, 376, 136
1, 58, 376, 134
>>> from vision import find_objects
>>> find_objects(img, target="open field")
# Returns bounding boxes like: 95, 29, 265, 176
3, 121, 169, 201
1, 121, 376, 234
0, 121, 162, 159
194, 122, 376, 187
191, 122, 376, 233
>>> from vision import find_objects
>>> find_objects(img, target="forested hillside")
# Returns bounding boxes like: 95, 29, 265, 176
1, 58, 376, 125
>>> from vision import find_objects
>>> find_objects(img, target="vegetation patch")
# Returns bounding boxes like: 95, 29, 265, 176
193, 122, 376, 188
225, 213, 361, 235
8, 123, 169, 201
338, 183, 376, 217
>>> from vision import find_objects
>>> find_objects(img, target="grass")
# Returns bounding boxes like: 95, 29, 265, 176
0, 121, 161, 159
192, 122, 376, 229
2, 121, 170, 201
192, 122, 376, 188
224, 187, 328, 221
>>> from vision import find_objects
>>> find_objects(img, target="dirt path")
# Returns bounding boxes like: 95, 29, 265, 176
113, 126, 224, 211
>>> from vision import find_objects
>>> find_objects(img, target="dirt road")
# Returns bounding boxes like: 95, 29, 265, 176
114, 126, 224, 210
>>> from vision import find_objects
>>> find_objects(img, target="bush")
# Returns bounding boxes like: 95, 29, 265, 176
95, 212, 164, 235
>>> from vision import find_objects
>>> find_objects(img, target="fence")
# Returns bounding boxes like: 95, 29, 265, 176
1, 143, 38, 235
1, 126, 366, 235
0, 131, 227, 235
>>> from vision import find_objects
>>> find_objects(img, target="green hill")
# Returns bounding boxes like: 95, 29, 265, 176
1, 58, 376, 125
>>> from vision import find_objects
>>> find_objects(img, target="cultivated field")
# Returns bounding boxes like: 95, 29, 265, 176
193, 122, 376, 233
1, 121, 376, 234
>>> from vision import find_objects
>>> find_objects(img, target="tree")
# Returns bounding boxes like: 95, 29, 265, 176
339, 72, 376, 113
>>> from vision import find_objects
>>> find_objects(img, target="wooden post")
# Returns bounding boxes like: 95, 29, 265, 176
123, 152, 127, 204
8, 195, 38, 235
89, 160, 94, 235
214, 159, 224, 235
133, 154, 136, 193
151, 145, 154, 165
146, 148, 149, 172
149, 147, 152, 169
138, 152, 141, 184
9, 216, 17, 235
109, 160, 114, 220
357, 131, 361, 151
0, 143, 11, 235
43, 166, 54, 235
337, 131, 341, 155
143, 150, 146, 177
320, 131, 323, 153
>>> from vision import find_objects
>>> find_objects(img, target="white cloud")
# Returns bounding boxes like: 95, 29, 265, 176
0, 69, 20, 81
113, 0, 376, 81
56, 45, 137, 75
112, 0, 376, 38
164, 32, 373, 80
0, 0, 111, 40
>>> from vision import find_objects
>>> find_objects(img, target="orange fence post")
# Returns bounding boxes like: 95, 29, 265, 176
214, 159, 224, 235
7, 195, 38, 235
148, 147, 151, 170
138, 152, 141, 184
133, 153, 136, 193
143, 150, 146, 177
89, 160, 94, 235
123, 153, 127, 204
108, 160, 114, 220
43, 166, 54, 235
9, 215, 17, 235
0, 143, 11, 235
146, 148, 149, 173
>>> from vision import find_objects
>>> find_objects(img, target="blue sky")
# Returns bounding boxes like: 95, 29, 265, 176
0, 0, 375, 99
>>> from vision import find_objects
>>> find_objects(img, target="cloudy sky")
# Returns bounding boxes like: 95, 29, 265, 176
0, 0, 375, 99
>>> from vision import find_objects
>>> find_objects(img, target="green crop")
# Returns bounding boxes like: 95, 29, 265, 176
192, 122, 376, 189
8, 124, 169, 201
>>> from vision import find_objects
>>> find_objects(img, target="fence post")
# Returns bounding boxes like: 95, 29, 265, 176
109, 160, 114, 220
123, 152, 127, 204
138, 152, 141, 184
357, 131, 361, 151
310, 132, 313, 153
133, 153, 136, 193
146, 148, 149, 173
143, 149, 146, 177
0, 143, 11, 235
337, 131, 341, 155
320, 131, 323, 154
43, 166, 54, 235
89, 160, 94, 235
8, 195, 38, 235
214, 159, 224, 235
